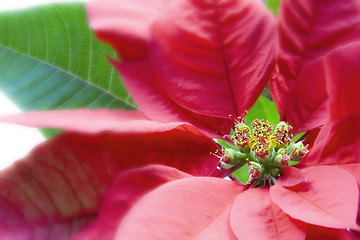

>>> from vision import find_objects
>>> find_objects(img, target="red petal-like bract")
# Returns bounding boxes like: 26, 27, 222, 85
270, 166, 359, 230
0, 109, 223, 144
271, 0, 360, 133
299, 43, 360, 180
115, 177, 245, 240
305, 225, 360, 240
297, 43, 360, 224
72, 165, 190, 240
302, 127, 321, 149
87, 0, 275, 136
277, 166, 306, 187
325, 43, 360, 122
111, 60, 232, 137
86, 0, 171, 61
0, 121, 218, 239
149, 0, 276, 119
0, 109, 150, 134
230, 188, 307, 240
301, 116, 360, 173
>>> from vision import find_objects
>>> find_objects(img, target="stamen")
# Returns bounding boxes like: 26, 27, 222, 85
210, 149, 225, 161
272, 122, 293, 148
281, 154, 290, 165
232, 122, 250, 152
250, 119, 273, 160
289, 147, 298, 158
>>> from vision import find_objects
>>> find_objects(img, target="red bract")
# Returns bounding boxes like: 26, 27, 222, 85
0, 111, 219, 239
95, 43, 360, 239
298, 42, 360, 230
270, 0, 360, 134
0, 0, 360, 239
87, 0, 276, 137
99, 166, 359, 240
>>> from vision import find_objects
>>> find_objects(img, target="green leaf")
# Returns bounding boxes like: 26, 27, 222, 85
261, 84, 273, 101
265, 0, 281, 16
293, 131, 306, 142
0, 3, 136, 114
215, 139, 235, 150
233, 165, 250, 184
245, 95, 280, 127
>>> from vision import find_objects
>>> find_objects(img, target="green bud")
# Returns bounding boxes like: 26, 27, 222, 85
248, 151, 257, 162
258, 153, 270, 165
224, 148, 247, 165
287, 142, 307, 161
249, 162, 266, 180
273, 155, 282, 168
271, 148, 286, 167
275, 121, 288, 133
287, 142, 301, 153
270, 167, 281, 178
249, 161, 262, 169
273, 153, 290, 169
277, 148, 286, 155
235, 123, 250, 132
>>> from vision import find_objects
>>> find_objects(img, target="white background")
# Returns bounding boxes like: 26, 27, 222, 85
0, 0, 88, 170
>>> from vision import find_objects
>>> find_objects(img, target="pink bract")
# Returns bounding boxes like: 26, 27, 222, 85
270, 0, 360, 134
87, 0, 276, 137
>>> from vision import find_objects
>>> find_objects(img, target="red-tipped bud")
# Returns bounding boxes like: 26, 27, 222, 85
287, 142, 308, 161
248, 162, 265, 181
273, 152, 290, 169
223, 148, 247, 165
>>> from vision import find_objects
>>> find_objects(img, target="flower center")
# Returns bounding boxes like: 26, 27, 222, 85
216, 117, 308, 187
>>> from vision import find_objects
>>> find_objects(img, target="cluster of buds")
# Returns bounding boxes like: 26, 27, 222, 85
217, 118, 309, 187
272, 122, 293, 149
250, 119, 274, 164
231, 118, 251, 153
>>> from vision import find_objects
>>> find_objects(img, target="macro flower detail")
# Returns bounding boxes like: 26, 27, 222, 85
0, 0, 359, 239
250, 119, 273, 160
231, 118, 250, 152
218, 117, 308, 186
272, 121, 293, 148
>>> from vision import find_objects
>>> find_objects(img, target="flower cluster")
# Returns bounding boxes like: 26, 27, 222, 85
221, 118, 308, 186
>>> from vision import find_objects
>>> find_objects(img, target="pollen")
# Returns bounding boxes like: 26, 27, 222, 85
249, 119, 273, 159
272, 122, 293, 148
231, 117, 251, 151
252, 119, 274, 137
252, 137, 271, 158
232, 127, 250, 147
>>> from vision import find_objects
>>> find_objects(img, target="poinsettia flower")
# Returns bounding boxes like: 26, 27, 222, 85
0, 0, 276, 238
86, 43, 360, 240
0, 0, 360, 239
85, 0, 360, 238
